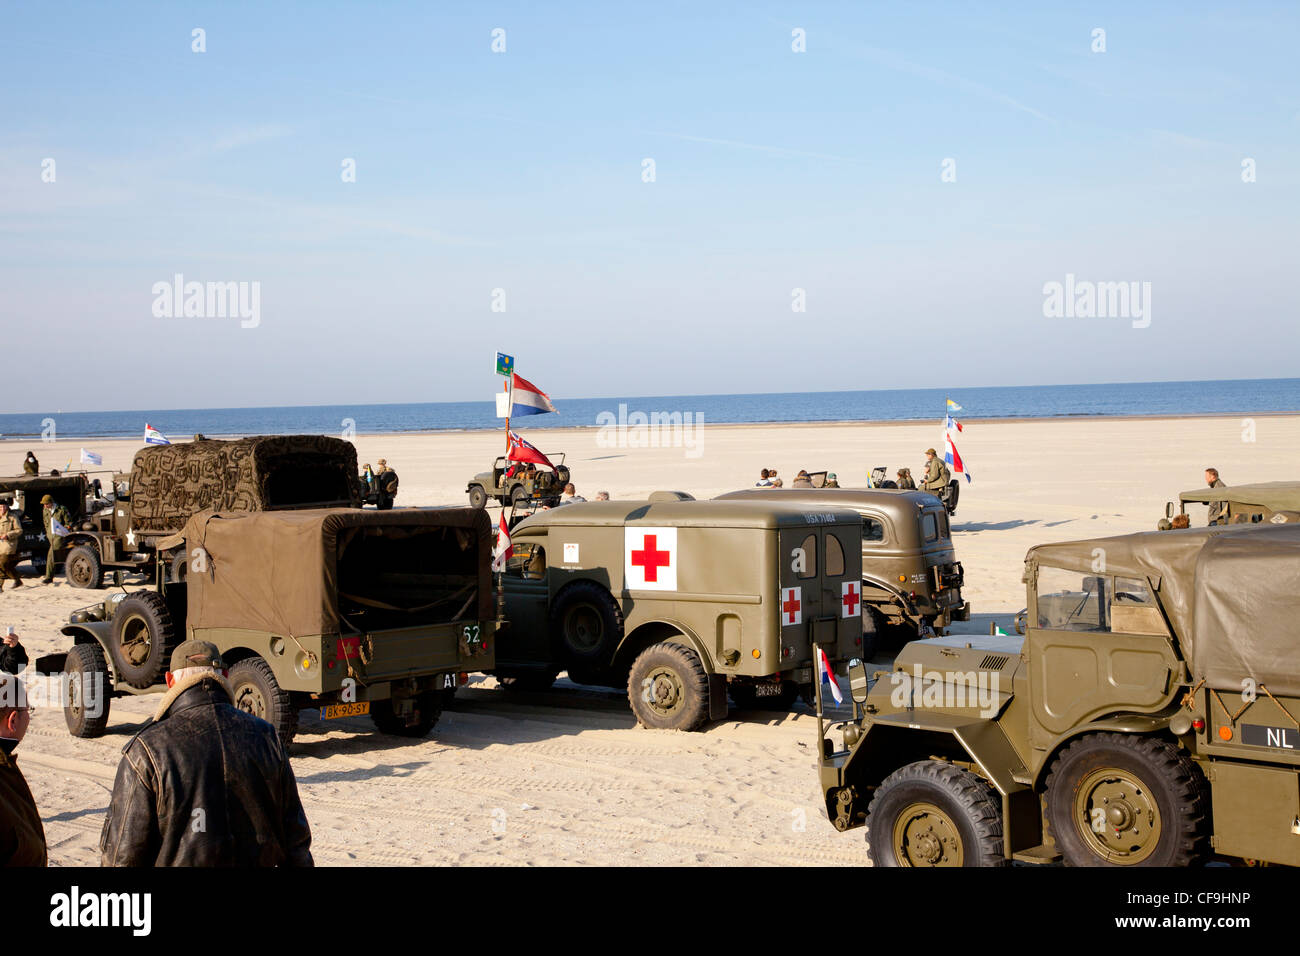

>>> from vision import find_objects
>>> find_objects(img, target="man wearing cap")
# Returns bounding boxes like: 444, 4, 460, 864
0, 500, 23, 590
39, 495, 73, 584
824, 472, 840, 488
100, 640, 313, 866
922, 448, 950, 496
0, 672, 46, 866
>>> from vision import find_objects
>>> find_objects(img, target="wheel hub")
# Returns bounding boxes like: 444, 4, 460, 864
1077, 770, 1160, 863
234, 684, 266, 718
645, 667, 683, 716
893, 803, 963, 867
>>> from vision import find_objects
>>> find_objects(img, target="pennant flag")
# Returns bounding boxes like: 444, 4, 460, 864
510, 373, 557, 417
144, 424, 171, 445
506, 430, 555, 470
818, 647, 843, 705
491, 512, 512, 572
946, 398, 963, 413
80, 448, 102, 466
50, 515, 73, 538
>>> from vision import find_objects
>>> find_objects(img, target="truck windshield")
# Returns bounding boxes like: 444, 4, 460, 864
1036, 566, 1110, 632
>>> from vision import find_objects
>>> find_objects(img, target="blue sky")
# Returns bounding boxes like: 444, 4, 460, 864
2, 2, 1297, 412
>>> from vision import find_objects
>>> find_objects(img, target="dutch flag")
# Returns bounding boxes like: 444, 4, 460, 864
818, 647, 843, 705
144, 424, 171, 445
510, 373, 557, 417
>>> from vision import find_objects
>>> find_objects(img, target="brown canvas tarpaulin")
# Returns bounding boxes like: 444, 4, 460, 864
1189, 525, 1300, 696
174, 507, 492, 638
128, 435, 360, 533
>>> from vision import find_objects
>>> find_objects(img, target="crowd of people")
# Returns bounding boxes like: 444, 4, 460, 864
751, 447, 952, 492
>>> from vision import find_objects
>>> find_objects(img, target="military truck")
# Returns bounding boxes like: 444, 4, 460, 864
57, 435, 361, 589
493, 498, 866, 729
817, 523, 1300, 867
1158, 480, 1300, 530
0, 473, 104, 576
41, 507, 496, 747
717, 488, 968, 642
467, 454, 570, 509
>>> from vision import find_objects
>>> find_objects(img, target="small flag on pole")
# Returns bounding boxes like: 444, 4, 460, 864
495, 352, 515, 377
80, 448, 102, 466
144, 424, 170, 445
491, 512, 512, 572
818, 647, 843, 705
946, 398, 963, 413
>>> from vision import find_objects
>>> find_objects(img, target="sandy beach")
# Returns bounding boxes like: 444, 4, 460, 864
3, 414, 1297, 866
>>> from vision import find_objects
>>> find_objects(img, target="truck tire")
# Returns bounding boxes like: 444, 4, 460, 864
549, 581, 624, 673
627, 642, 711, 731
468, 485, 487, 509
1045, 732, 1208, 867
64, 544, 103, 590
64, 643, 112, 738
509, 485, 528, 507
111, 591, 178, 689
228, 656, 298, 748
168, 551, 188, 584
371, 690, 442, 738
866, 760, 1006, 867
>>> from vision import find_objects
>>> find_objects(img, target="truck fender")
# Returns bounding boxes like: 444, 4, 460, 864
617, 621, 726, 722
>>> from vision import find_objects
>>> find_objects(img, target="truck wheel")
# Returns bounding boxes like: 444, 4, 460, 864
627, 643, 711, 731
867, 761, 1006, 867
468, 485, 487, 509
228, 656, 298, 748
64, 643, 112, 738
1045, 733, 1208, 867
510, 485, 528, 507
168, 551, 188, 584
64, 545, 103, 589
111, 591, 178, 689
496, 669, 559, 692
371, 690, 442, 737
549, 581, 624, 672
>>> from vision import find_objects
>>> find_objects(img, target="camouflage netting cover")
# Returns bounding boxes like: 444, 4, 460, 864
128, 436, 360, 533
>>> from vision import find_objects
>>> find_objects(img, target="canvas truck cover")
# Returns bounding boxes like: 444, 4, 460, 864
1178, 481, 1300, 514
169, 507, 493, 638
128, 435, 360, 533
1189, 525, 1300, 697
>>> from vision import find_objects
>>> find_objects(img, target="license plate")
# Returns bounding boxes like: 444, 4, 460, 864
1241, 723, 1299, 750
320, 701, 370, 720
754, 683, 783, 697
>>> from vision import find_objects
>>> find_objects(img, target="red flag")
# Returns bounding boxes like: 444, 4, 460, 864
506, 430, 554, 469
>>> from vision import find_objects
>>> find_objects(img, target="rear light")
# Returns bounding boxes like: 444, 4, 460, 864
1192, 717, 1205, 732
457, 671, 469, 686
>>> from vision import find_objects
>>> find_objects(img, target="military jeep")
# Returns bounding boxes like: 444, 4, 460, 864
493, 498, 866, 730
1158, 480, 1300, 530
717, 487, 969, 641
817, 524, 1300, 867
41, 507, 496, 747
58, 435, 362, 589
0, 473, 103, 575
467, 454, 570, 509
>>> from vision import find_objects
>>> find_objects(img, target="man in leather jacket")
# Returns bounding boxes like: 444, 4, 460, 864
100, 641, 313, 866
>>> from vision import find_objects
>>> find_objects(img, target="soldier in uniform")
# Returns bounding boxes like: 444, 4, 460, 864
1205, 468, 1228, 526
40, 494, 73, 584
824, 473, 840, 488
922, 448, 950, 495
896, 468, 916, 489
0, 500, 23, 590
21, 452, 38, 476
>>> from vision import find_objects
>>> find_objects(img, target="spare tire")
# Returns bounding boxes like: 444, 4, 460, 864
110, 591, 178, 688
549, 580, 624, 675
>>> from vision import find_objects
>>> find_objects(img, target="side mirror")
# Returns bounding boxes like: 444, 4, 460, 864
847, 657, 870, 706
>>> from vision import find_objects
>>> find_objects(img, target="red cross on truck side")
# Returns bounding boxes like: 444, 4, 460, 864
782, 587, 801, 624
842, 582, 860, 617
630, 534, 671, 583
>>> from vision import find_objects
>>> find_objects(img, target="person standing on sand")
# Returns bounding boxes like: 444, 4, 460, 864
40, 495, 73, 584
0, 671, 45, 866
21, 452, 38, 476
1205, 468, 1228, 526
0, 501, 23, 590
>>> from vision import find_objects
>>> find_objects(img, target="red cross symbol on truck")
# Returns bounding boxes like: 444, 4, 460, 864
630, 534, 671, 583
781, 587, 802, 625
842, 581, 861, 618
